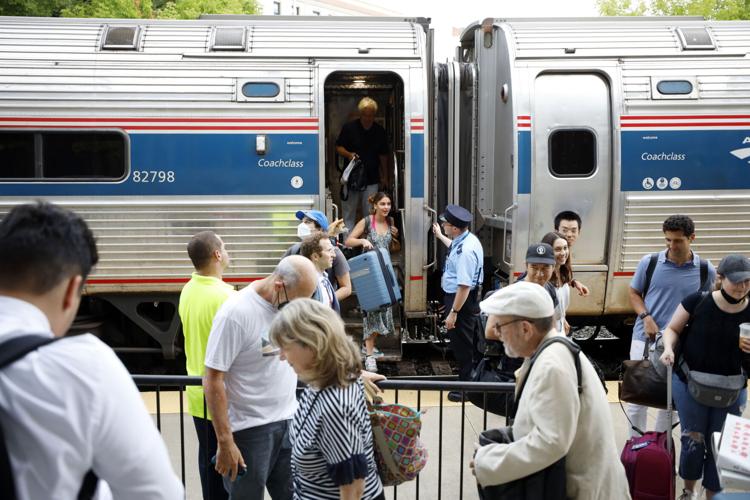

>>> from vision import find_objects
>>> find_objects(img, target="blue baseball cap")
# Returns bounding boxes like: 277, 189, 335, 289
295, 210, 329, 231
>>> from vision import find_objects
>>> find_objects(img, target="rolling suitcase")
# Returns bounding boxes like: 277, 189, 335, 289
620, 365, 676, 500
348, 248, 401, 312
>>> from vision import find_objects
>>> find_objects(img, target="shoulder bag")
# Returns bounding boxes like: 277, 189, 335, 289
618, 339, 668, 410
364, 382, 428, 486
679, 358, 746, 408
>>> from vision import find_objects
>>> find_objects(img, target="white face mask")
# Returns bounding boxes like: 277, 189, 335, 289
297, 222, 312, 239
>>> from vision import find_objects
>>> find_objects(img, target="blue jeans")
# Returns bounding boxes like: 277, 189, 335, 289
672, 372, 747, 493
193, 417, 229, 500
223, 420, 293, 500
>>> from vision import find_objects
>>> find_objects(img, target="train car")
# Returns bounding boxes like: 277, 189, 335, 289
452, 17, 750, 335
0, 15, 437, 368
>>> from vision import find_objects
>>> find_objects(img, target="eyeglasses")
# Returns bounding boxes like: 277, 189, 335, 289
492, 318, 525, 333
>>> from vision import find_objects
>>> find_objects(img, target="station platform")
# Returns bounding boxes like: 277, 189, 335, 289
144, 380, 750, 500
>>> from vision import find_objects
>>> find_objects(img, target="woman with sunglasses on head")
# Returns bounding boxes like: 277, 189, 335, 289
269, 299, 385, 500
541, 231, 574, 335
345, 191, 399, 373
660, 254, 750, 500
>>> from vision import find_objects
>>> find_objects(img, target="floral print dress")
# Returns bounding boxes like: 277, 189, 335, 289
362, 216, 395, 340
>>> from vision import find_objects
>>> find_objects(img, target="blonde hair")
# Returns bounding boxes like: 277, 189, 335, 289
358, 97, 378, 113
269, 298, 361, 388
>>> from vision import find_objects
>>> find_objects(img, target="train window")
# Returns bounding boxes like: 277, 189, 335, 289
656, 80, 693, 95
101, 25, 141, 50
0, 132, 35, 178
548, 129, 596, 177
237, 80, 285, 102
0, 131, 126, 181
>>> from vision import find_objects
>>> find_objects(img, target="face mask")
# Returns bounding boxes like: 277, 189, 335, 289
297, 222, 312, 239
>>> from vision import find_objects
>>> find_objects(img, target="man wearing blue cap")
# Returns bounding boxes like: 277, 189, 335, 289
433, 204, 484, 402
283, 209, 352, 304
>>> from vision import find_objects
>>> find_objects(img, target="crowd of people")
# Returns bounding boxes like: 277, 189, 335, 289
0, 98, 748, 500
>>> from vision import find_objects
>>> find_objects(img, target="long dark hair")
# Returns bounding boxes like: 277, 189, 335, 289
541, 231, 573, 286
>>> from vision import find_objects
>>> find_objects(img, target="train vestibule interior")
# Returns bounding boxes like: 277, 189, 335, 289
323, 72, 405, 249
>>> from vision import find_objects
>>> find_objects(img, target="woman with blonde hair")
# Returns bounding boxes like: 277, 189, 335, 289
269, 299, 384, 500
345, 191, 398, 372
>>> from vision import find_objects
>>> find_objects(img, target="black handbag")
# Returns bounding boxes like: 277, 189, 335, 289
468, 341, 518, 416
476, 337, 583, 500
477, 428, 567, 500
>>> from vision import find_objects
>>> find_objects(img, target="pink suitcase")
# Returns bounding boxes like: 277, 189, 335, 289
620, 365, 676, 500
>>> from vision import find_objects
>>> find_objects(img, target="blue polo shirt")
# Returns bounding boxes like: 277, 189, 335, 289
630, 250, 715, 342
441, 231, 484, 293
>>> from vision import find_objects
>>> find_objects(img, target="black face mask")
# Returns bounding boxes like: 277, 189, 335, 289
276, 282, 290, 310
721, 286, 747, 305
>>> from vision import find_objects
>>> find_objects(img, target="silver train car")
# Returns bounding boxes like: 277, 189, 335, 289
0, 15, 434, 365
449, 17, 750, 335
1, 15, 749, 364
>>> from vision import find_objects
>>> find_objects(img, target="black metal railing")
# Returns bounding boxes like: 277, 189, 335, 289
133, 375, 515, 500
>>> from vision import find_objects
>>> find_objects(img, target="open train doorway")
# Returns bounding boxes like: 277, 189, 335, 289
323, 71, 406, 361
323, 72, 405, 239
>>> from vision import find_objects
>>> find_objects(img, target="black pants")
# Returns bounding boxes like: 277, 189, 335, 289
443, 292, 484, 381
193, 416, 229, 500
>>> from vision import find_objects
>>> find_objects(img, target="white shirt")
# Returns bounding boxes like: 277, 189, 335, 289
475, 330, 631, 500
557, 283, 570, 332
204, 286, 297, 432
0, 296, 183, 500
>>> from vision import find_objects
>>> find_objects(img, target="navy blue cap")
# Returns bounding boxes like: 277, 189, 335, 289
295, 210, 329, 231
526, 243, 555, 265
439, 204, 472, 228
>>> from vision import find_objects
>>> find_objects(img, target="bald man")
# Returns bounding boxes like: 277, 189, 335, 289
204, 256, 318, 500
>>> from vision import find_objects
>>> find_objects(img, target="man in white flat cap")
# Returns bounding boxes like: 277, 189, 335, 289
470, 281, 630, 500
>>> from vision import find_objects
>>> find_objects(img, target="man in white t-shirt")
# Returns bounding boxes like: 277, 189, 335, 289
204, 255, 318, 500
0, 202, 183, 500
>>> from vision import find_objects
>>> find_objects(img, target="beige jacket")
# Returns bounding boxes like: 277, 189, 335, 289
474, 331, 631, 500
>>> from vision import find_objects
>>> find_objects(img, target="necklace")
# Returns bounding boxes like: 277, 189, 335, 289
721, 287, 747, 305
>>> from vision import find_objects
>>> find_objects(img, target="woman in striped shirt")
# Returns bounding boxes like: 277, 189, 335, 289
269, 299, 384, 500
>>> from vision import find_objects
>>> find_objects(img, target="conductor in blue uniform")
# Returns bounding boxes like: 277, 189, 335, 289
433, 204, 484, 402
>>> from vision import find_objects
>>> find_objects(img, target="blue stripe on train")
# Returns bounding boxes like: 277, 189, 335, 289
411, 133, 424, 198
621, 129, 750, 191
517, 130, 531, 194
0, 133, 318, 195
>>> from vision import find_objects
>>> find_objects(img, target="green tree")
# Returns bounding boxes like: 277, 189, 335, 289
1, 0, 258, 19
597, 0, 750, 19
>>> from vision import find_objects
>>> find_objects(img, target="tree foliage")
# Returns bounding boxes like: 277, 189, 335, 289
597, 0, 750, 19
0, 0, 259, 18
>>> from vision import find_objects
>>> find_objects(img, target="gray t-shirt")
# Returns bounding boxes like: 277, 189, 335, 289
204, 286, 297, 432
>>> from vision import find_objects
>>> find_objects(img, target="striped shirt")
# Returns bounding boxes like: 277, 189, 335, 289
291, 379, 383, 500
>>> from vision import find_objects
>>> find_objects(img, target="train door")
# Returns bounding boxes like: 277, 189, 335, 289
320, 70, 407, 351
531, 73, 612, 315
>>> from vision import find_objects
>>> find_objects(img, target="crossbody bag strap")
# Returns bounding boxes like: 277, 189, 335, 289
0, 334, 99, 500
512, 336, 582, 420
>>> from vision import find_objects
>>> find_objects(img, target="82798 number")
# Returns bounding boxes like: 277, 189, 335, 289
132, 170, 175, 183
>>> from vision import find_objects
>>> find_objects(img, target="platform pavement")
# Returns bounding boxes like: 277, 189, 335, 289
144, 380, 750, 500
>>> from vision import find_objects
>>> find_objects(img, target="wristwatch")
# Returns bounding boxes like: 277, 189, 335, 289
638, 311, 651, 320
451, 308, 460, 314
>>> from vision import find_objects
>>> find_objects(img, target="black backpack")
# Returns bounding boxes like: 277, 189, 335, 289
0, 334, 98, 500
340, 158, 367, 201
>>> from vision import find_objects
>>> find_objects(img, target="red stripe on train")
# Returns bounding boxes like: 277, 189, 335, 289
0, 117, 319, 123
87, 277, 260, 284
613, 272, 635, 277
0, 125, 319, 131
621, 122, 750, 128
409, 275, 424, 281
621, 114, 750, 120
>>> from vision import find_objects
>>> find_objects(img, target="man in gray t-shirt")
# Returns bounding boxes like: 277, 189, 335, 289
626, 215, 715, 436
204, 256, 318, 500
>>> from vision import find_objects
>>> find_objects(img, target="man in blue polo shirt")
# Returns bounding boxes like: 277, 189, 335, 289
434, 204, 484, 402
626, 214, 715, 436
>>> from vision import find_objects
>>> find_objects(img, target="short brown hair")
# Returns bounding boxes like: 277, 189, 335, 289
187, 231, 222, 270
299, 232, 328, 260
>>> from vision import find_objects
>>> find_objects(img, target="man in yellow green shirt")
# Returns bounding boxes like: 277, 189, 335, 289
179, 231, 235, 500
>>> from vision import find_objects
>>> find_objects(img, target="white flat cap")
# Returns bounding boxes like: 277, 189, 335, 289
479, 281, 554, 318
